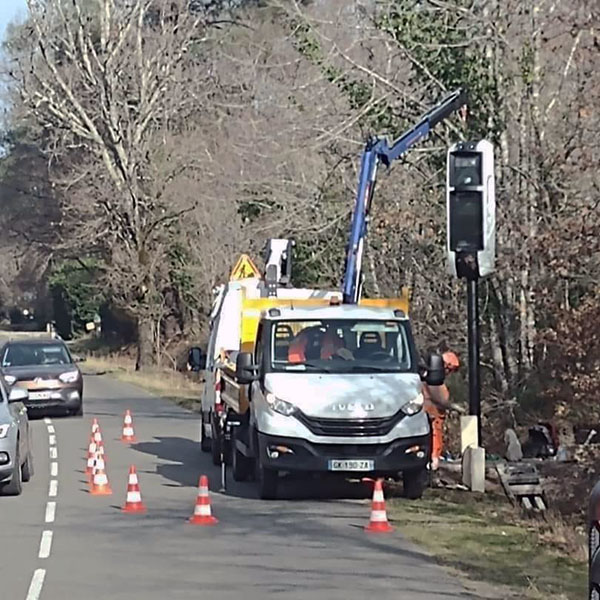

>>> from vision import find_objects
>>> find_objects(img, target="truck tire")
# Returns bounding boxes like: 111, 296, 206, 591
256, 455, 278, 500
403, 468, 426, 500
211, 419, 221, 466
200, 413, 211, 453
232, 441, 253, 482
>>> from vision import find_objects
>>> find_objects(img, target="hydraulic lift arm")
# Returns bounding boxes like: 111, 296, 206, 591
341, 89, 467, 304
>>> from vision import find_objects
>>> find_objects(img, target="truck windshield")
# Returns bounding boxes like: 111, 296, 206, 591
270, 319, 413, 374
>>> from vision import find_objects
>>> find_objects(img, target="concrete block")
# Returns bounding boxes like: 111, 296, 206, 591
462, 446, 486, 493
460, 415, 479, 453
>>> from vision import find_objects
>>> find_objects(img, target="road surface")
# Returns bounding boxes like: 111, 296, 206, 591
0, 374, 479, 600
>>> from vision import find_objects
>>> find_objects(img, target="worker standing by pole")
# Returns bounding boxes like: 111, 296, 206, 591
423, 351, 463, 473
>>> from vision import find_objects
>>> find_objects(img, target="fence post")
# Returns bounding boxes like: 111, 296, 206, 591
588, 479, 600, 598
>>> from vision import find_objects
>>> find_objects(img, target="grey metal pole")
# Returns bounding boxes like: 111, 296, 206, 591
466, 277, 481, 446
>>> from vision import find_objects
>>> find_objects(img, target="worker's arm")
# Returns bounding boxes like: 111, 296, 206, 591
428, 384, 451, 410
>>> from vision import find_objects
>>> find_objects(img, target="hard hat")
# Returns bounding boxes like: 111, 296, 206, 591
442, 351, 460, 371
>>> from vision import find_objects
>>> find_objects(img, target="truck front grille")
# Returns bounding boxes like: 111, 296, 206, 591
294, 410, 404, 437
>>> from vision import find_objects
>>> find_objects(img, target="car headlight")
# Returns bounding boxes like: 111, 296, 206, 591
58, 370, 80, 384
0, 424, 11, 439
4, 375, 16, 386
401, 392, 424, 416
265, 392, 297, 417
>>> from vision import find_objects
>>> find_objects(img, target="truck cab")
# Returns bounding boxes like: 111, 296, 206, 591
231, 304, 441, 499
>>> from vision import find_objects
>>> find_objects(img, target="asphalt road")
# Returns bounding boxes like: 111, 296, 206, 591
0, 375, 480, 600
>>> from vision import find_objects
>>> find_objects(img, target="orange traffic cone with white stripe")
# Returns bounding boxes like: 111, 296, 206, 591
122, 465, 146, 513
91, 418, 100, 435
90, 452, 112, 496
188, 475, 218, 525
85, 438, 97, 482
121, 410, 137, 443
365, 478, 393, 533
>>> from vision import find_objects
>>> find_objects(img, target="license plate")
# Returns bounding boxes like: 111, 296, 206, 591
328, 459, 374, 472
29, 392, 51, 400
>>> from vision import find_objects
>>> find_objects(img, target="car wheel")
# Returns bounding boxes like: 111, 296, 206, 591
22, 450, 33, 482
73, 402, 84, 417
1, 448, 23, 496
403, 467, 427, 500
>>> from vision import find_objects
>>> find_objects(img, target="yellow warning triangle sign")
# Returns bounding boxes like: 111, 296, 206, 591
230, 254, 261, 281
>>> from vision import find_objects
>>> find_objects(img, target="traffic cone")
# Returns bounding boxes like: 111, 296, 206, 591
85, 439, 97, 481
122, 465, 146, 513
364, 478, 393, 533
90, 454, 112, 496
188, 475, 218, 525
121, 410, 137, 443
94, 428, 102, 444
91, 418, 100, 435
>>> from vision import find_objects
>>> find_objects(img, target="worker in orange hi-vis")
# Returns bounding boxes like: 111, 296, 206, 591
423, 351, 463, 471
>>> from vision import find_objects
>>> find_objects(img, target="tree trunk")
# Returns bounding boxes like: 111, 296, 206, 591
136, 314, 155, 371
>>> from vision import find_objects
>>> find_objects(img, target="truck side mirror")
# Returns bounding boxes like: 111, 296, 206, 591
236, 352, 258, 384
187, 347, 206, 372
425, 353, 445, 386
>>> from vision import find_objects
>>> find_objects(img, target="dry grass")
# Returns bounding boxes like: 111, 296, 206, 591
82, 353, 202, 411
387, 487, 586, 600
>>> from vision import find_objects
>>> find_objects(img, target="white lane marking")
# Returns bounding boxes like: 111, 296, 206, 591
47, 425, 55, 434
25, 569, 46, 600
48, 435, 56, 446
43, 418, 52, 425
49, 447, 57, 459
38, 531, 53, 559
50, 462, 58, 477
49, 480, 58, 497
45, 502, 56, 523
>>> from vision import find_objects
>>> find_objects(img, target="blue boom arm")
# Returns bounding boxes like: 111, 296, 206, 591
341, 88, 467, 304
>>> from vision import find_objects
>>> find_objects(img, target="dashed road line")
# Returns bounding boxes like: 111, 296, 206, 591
50, 462, 58, 477
43, 418, 52, 425
45, 502, 56, 524
38, 531, 53, 559
49, 480, 58, 497
49, 447, 57, 459
48, 435, 56, 446
46, 425, 55, 434
25, 569, 46, 600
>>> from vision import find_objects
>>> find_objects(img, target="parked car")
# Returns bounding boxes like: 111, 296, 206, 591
0, 339, 85, 416
0, 381, 33, 496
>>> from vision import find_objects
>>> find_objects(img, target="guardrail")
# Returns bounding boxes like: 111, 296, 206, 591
589, 479, 600, 598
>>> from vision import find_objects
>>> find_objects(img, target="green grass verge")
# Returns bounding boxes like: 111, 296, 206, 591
388, 489, 586, 599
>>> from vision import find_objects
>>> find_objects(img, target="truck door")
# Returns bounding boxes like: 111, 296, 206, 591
250, 322, 266, 428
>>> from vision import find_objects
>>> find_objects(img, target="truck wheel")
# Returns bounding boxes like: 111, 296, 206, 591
211, 419, 221, 466
256, 456, 278, 500
232, 442, 252, 482
403, 468, 426, 500
200, 413, 211, 453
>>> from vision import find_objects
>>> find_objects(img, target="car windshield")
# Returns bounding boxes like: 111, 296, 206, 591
2, 343, 73, 367
270, 319, 413, 374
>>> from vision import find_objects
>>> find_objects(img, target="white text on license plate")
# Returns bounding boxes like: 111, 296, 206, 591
328, 459, 374, 472
29, 392, 51, 400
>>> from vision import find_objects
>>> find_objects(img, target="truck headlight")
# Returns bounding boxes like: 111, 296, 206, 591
4, 375, 16, 386
401, 392, 424, 416
0, 424, 11, 439
266, 392, 297, 417
58, 370, 80, 384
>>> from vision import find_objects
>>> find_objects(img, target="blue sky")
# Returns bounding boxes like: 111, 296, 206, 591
0, 0, 28, 44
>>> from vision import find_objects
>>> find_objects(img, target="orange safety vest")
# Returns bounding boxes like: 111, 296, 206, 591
288, 334, 308, 363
